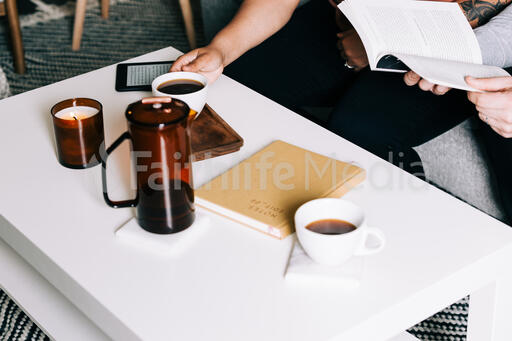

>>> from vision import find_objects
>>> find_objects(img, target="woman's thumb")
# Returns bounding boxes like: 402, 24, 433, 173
170, 50, 199, 72
182, 53, 210, 72
466, 75, 512, 92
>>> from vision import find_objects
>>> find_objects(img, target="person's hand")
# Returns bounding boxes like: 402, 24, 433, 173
466, 76, 512, 138
337, 29, 368, 71
403, 71, 452, 95
170, 46, 226, 84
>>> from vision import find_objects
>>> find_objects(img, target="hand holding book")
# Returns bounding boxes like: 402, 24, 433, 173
466, 76, 512, 138
337, 0, 510, 92
336, 29, 368, 71
404, 71, 453, 95
399, 0, 512, 94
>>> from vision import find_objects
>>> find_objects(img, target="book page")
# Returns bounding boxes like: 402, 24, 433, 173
339, 0, 482, 69
394, 53, 510, 92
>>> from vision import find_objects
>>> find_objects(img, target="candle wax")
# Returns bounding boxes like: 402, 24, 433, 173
54, 106, 99, 120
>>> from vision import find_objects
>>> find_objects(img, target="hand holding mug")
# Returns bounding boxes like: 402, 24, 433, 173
170, 46, 226, 84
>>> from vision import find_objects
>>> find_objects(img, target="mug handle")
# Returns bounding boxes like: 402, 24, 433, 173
101, 132, 138, 208
354, 227, 386, 256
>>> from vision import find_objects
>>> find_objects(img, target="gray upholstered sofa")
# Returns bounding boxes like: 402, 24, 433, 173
199, 0, 506, 222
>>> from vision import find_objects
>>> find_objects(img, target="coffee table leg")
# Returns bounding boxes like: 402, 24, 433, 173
467, 272, 512, 341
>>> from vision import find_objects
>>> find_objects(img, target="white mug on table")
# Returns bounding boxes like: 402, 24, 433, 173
152, 71, 208, 116
295, 198, 386, 266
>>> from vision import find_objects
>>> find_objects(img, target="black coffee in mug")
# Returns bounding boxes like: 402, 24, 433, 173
306, 219, 357, 235
157, 79, 204, 95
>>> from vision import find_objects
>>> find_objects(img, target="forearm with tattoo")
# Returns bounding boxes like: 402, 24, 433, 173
457, 0, 512, 27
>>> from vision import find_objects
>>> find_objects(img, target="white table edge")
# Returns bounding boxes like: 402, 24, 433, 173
0, 214, 137, 341
1, 212, 423, 341
0, 237, 111, 341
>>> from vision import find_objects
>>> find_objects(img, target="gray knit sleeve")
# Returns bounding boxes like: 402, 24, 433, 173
474, 5, 512, 68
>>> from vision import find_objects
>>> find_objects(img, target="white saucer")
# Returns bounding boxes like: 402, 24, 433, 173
285, 237, 363, 290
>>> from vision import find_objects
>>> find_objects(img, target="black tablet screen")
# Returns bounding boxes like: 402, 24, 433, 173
126, 63, 173, 86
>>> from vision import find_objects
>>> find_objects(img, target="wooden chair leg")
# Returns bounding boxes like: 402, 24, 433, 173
101, 0, 109, 19
178, 0, 196, 50
72, 0, 87, 51
5, 0, 25, 74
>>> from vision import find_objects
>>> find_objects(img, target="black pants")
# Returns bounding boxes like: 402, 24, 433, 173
224, 0, 512, 224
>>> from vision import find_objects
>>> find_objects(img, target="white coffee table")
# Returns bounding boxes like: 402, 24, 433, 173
1, 47, 512, 341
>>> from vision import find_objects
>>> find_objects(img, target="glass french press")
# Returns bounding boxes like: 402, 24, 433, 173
102, 97, 195, 234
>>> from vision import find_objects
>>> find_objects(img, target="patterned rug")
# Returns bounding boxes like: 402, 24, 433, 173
0, 0, 469, 339
0, 0, 203, 94
0, 290, 49, 341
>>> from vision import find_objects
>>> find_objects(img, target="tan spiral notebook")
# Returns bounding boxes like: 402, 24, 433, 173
196, 140, 366, 239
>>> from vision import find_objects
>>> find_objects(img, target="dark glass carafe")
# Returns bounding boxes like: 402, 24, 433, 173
102, 97, 195, 234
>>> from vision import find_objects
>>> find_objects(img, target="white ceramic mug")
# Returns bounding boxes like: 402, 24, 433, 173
295, 198, 386, 266
152, 71, 208, 116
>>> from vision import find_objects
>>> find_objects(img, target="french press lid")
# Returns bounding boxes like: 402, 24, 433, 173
125, 97, 190, 127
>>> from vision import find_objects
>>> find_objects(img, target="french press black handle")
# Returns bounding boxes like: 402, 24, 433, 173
101, 132, 138, 208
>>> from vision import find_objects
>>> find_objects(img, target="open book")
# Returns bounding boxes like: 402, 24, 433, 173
338, 0, 510, 91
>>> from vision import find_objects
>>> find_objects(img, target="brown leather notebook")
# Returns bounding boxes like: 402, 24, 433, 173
191, 104, 244, 161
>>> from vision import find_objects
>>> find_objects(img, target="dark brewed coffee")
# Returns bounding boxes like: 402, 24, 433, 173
306, 219, 357, 235
158, 79, 204, 95
137, 180, 195, 234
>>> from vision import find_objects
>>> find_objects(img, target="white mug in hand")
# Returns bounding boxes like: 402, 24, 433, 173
152, 71, 208, 117
295, 199, 386, 266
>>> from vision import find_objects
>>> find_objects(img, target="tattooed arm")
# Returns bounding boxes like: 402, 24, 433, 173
403, 3, 512, 94
457, 0, 512, 27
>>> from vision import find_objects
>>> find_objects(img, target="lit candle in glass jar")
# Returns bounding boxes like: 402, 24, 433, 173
54, 106, 99, 121
51, 98, 105, 169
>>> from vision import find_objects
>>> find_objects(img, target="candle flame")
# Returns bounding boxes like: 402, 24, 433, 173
55, 106, 97, 121
68, 112, 80, 120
